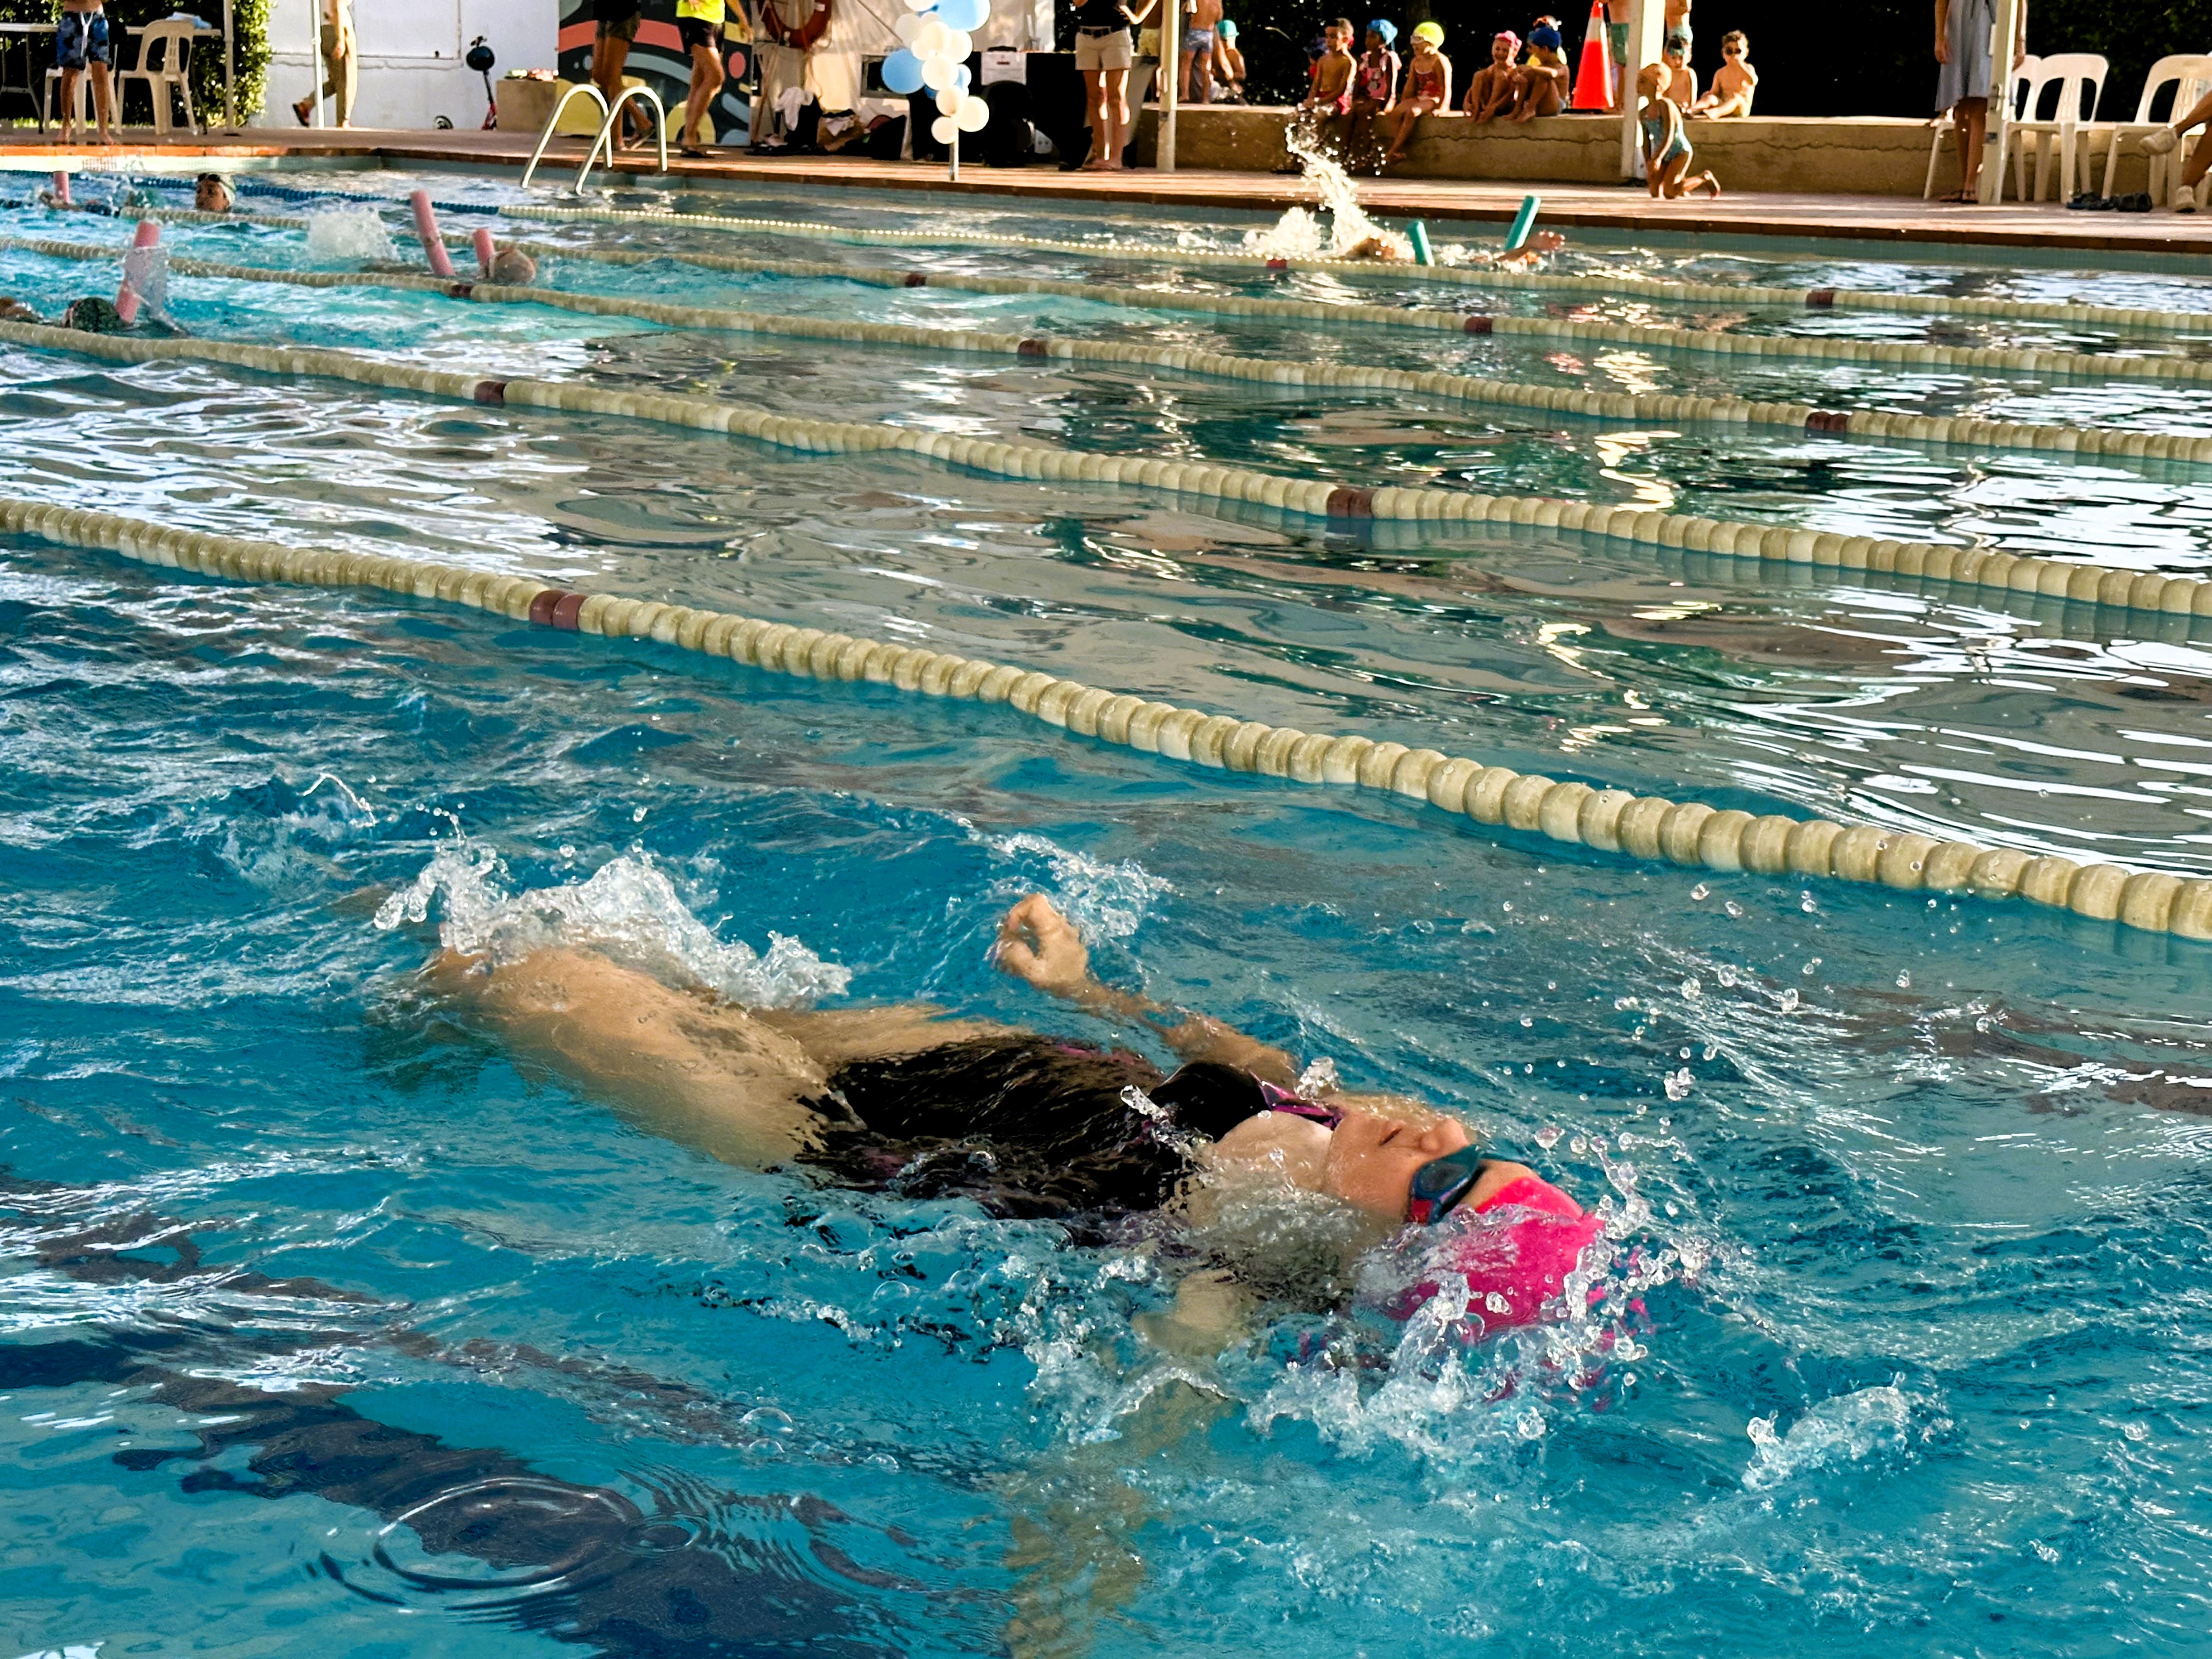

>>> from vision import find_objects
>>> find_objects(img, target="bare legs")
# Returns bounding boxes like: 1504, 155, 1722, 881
1082, 65, 1131, 169
58, 63, 114, 144
591, 31, 644, 147
681, 37, 724, 153
1951, 95, 1989, 200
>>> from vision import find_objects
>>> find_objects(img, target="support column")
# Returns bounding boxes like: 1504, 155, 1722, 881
1617, 0, 1662, 179
1159, 0, 1180, 171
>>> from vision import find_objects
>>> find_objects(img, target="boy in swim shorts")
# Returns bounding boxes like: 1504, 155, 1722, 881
1692, 30, 1754, 117
1299, 16, 1357, 136
55, 0, 116, 148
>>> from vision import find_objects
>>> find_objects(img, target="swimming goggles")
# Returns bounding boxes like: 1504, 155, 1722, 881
1260, 1084, 1485, 1226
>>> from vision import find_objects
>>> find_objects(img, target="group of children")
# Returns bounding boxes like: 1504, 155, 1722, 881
1294, 7, 1754, 179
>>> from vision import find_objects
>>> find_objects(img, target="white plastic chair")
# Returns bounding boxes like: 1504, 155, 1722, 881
2003, 52, 2108, 201
115, 18, 200, 134
1925, 55, 2037, 199
2085, 53, 2212, 201
41, 66, 93, 133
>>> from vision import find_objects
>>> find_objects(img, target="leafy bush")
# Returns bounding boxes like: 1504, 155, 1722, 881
0, 0, 269, 124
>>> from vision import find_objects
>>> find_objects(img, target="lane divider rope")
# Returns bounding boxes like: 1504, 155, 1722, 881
498, 201, 2212, 335
7, 314, 2210, 624
14, 233, 2210, 472
4, 491, 2204, 941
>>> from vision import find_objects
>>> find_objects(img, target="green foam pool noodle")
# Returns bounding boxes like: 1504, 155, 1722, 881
1505, 194, 1542, 251
1408, 219, 1435, 267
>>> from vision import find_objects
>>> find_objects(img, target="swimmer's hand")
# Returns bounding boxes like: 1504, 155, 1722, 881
992, 893, 1093, 998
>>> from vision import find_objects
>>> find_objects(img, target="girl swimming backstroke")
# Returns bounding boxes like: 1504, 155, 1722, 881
426, 892, 1600, 1333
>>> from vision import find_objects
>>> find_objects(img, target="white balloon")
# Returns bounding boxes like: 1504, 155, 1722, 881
893, 12, 922, 41
922, 54, 960, 91
932, 114, 958, 144
941, 28, 973, 58
912, 19, 950, 57
955, 94, 990, 131
934, 83, 964, 115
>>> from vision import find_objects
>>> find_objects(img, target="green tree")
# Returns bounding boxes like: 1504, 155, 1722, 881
2, 0, 269, 125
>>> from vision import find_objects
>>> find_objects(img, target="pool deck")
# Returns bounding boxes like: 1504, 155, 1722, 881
10, 126, 2212, 257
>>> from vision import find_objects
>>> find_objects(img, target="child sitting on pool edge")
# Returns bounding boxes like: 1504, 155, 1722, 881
1377, 19, 1448, 167
1509, 17, 1569, 121
1692, 30, 1755, 117
1464, 31, 1519, 121
1639, 60, 1719, 198
1660, 32, 1694, 108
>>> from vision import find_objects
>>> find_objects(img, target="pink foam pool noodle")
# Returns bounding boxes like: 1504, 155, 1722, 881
114, 219, 159, 326
473, 226, 497, 279
410, 190, 456, 278
51, 170, 71, 207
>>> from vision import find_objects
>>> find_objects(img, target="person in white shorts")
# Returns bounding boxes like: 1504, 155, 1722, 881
1070, 0, 1155, 169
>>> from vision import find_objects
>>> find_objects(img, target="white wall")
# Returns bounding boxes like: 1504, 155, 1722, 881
255, 0, 557, 129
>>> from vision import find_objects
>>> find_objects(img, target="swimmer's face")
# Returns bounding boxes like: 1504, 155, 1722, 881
1492, 37, 1513, 64
196, 178, 231, 212
1209, 1101, 1471, 1226
1321, 1108, 1471, 1226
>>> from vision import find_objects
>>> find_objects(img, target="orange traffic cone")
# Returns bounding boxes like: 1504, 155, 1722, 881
1570, 0, 1613, 111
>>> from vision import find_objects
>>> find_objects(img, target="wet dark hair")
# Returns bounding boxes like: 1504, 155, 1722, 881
799, 1037, 1184, 1228
1149, 1060, 1266, 1141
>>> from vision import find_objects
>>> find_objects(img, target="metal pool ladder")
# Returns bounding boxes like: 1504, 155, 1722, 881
520, 81, 669, 190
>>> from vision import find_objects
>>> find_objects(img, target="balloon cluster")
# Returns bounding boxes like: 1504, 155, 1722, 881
880, 0, 991, 145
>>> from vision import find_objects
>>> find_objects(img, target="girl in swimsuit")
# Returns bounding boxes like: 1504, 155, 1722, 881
1639, 60, 1720, 199
1378, 19, 1451, 168
426, 891, 1596, 1333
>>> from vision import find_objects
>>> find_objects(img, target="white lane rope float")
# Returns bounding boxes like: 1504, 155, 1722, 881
6, 315, 2211, 626
11, 233, 2212, 473
3, 492, 2205, 940
499, 201, 2212, 334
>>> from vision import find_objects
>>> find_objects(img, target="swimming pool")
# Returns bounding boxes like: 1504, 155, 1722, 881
4, 168, 2212, 1658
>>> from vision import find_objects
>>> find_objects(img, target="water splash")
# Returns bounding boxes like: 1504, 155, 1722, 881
987, 831, 1171, 943
305, 205, 400, 264
374, 838, 849, 1006
1742, 1379, 1945, 1491
1242, 125, 1409, 261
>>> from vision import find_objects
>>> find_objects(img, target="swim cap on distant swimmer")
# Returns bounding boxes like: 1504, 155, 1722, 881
63, 296, 126, 334
1528, 21, 1561, 48
1494, 29, 1520, 52
1410, 19, 1443, 44
1367, 18, 1396, 43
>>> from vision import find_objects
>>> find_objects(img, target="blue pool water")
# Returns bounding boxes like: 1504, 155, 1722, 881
4, 169, 2212, 1658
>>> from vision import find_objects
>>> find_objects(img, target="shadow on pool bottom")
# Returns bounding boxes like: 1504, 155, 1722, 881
0, 1177, 997, 1659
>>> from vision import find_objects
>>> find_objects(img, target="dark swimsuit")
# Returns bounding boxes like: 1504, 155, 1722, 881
798, 1036, 1177, 1227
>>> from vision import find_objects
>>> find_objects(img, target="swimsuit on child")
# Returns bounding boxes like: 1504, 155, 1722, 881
1406, 58, 1444, 101
55, 10, 112, 70
1384, 1175, 1602, 1328
1356, 49, 1397, 103
1640, 103, 1690, 164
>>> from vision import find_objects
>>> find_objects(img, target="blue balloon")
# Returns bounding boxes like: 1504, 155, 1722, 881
881, 47, 924, 93
935, 0, 989, 33
954, 64, 972, 89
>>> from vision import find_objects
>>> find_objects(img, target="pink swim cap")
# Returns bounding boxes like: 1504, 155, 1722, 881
1494, 30, 1521, 52
1382, 1173, 1601, 1329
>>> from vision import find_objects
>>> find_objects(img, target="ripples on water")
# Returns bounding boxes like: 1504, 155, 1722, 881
2, 172, 2211, 1657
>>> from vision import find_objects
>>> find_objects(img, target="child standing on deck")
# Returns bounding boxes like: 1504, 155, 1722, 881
1692, 30, 1754, 116
1640, 60, 1719, 197
674, 0, 727, 154
55, 0, 116, 146
1212, 18, 1247, 99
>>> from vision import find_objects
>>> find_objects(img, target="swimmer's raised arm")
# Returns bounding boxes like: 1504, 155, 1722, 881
992, 894, 1297, 1085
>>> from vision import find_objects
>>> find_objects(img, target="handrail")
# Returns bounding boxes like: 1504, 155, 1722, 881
519, 81, 608, 190
577, 85, 669, 190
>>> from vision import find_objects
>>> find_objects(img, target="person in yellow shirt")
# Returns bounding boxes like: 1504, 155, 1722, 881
675, 0, 727, 154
